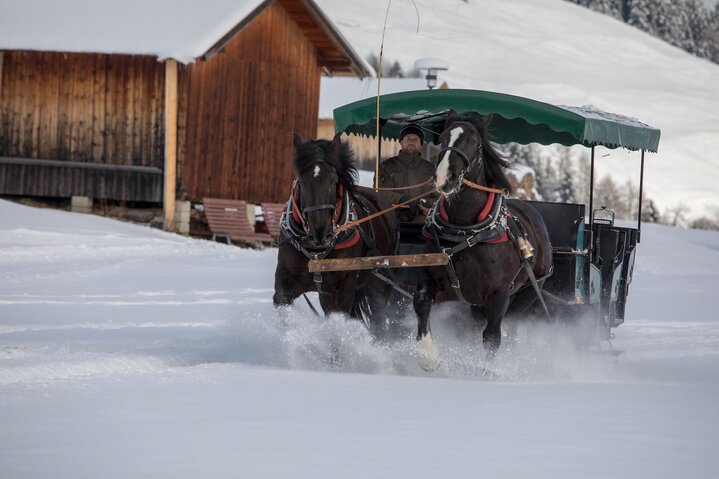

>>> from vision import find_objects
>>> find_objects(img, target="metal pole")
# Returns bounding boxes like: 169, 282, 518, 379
588, 146, 595, 226
637, 149, 645, 243
588, 146, 595, 265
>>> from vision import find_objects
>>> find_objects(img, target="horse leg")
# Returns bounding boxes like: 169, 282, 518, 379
470, 304, 487, 330
358, 278, 396, 339
272, 269, 304, 308
318, 288, 355, 316
482, 289, 510, 358
413, 275, 440, 371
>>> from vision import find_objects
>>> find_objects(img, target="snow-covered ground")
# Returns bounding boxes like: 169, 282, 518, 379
316, 0, 719, 219
1, 198, 718, 478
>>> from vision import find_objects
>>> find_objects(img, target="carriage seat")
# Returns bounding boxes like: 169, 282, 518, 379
525, 201, 585, 251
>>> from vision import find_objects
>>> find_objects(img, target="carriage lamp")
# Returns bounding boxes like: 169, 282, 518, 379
414, 58, 449, 90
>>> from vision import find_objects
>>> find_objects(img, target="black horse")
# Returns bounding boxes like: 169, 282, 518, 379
414, 112, 553, 369
273, 134, 398, 334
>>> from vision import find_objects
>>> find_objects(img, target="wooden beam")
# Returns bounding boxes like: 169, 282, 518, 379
308, 253, 449, 273
164, 59, 178, 231
0, 156, 162, 174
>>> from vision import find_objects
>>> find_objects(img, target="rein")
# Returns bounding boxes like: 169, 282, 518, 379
335, 189, 436, 233
356, 177, 434, 192
462, 178, 506, 195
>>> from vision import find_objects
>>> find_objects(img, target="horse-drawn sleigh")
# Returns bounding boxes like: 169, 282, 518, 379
274, 89, 660, 368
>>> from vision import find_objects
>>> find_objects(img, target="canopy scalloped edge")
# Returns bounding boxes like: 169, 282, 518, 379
333, 89, 660, 152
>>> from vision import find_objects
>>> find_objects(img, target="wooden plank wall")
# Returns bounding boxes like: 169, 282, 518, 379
182, 1, 321, 204
0, 51, 167, 201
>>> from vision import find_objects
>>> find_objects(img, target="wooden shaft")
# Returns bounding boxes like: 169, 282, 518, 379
163, 59, 178, 232
308, 253, 449, 273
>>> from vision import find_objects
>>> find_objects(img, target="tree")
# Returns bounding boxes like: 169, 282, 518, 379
365, 54, 411, 78
690, 216, 719, 230
557, 150, 576, 203
689, 205, 719, 230
663, 202, 691, 227
619, 179, 639, 219
387, 61, 404, 78
641, 198, 661, 223
594, 176, 622, 216
568, 0, 719, 65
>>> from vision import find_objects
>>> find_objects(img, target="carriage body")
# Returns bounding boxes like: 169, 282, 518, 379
528, 200, 637, 331
330, 89, 659, 337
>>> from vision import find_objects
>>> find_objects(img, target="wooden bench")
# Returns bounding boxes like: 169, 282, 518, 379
202, 198, 272, 247
260, 202, 286, 239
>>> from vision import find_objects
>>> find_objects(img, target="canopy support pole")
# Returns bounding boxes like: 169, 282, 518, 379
637, 149, 645, 243
588, 146, 595, 226
588, 146, 595, 263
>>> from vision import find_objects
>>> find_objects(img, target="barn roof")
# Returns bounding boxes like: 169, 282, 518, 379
0, 0, 368, 75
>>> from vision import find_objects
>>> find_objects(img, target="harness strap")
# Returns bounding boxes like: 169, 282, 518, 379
429, 225, 467, 302
505, 216, 552, 319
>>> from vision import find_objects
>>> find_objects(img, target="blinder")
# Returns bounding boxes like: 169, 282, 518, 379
291, 180, 346, 234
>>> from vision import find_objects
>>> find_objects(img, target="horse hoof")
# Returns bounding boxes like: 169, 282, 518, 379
417, 333, 441, 372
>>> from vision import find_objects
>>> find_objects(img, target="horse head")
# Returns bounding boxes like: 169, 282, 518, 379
434, 111, 512, 199
291, 133, 357, 248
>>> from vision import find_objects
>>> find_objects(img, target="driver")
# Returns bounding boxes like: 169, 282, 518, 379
375, 124, 437, 223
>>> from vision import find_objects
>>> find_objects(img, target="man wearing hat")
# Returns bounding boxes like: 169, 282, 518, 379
375, 124, 436, 223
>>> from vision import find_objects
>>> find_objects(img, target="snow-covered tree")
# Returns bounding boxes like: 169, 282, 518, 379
567, 0, 719, 64
663, 202, 691, 227
594, 176, 622, 216
557, 150, 576, 203
387, 61, 404, 78
641, 198, 661, 223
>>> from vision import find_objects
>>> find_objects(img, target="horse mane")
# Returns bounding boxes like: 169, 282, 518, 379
292, 137, 358, 192
445, 112, 513, 194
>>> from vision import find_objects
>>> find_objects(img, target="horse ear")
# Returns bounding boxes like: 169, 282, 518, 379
329, 133, 342, 155
292, 133, 304, 150
445, 109, 459, 127
478, 113, 492, 129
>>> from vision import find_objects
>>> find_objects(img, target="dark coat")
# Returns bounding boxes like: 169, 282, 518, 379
374, 150, 436, 222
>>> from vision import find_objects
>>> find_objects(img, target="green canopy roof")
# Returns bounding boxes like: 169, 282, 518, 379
333, 89, 660, 152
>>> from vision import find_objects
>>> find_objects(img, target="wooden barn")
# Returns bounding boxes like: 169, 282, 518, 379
0, 0, 368, 231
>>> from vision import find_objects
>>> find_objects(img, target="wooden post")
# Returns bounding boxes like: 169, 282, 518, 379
163, 59, 178, 231
0, 52, 4, 102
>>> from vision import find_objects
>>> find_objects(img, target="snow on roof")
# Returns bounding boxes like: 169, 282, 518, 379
319, 77, 428, 119
0, 0, 266, 64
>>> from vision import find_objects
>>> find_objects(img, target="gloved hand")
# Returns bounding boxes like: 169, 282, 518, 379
418, 198, 431, 215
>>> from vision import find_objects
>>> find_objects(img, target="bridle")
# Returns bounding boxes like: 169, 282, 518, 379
436, 124, 506, 196
289, 178, 347, 236
436, 122, 484, 187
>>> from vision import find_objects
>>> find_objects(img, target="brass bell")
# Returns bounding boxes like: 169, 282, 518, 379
517, 236, 534, 261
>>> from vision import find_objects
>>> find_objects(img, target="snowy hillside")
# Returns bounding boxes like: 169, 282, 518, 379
1, 199, 718, 477
316, 0, 719, 219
